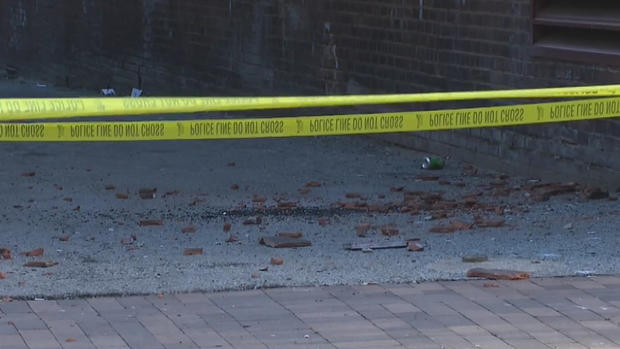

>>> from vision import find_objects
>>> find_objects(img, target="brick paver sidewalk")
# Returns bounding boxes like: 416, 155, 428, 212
2, 277, 620, 349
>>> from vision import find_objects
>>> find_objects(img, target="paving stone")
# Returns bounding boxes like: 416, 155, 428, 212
7, 279, 620, 349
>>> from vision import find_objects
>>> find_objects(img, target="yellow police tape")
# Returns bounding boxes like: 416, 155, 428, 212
2, 84, 620, 121
0, 97, 618, 142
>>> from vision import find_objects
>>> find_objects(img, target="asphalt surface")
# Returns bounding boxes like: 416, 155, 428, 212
0, 80, 619, 299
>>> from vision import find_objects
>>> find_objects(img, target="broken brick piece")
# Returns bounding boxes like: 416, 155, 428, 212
270, 257, 284, 265
230, 184, 239, 190
529, 182, 578, 202
139, 219, 163, 227
277, 201, 297, 209
390, 186, 404, 192
474, 217, 506, 228
251, 273, 260, 279
225, 234, 239, 243
139, 188, 157, 199
104, 185, 116, 190
65, 338, 76, 343
305, 181, 322, 188
21, 172, 36, 177
0, 248, 12, 260
0, 272, 6, 279
116, 193, 129, 200
21, 248, 44, 257
467, 268, 530, 280
183, 248, 203, 256
298, 188, 311, 195
223, 223, 232, 232
181, 226, 196, 233
24, 261, 58, 268
59, 235, 71, 242
243, 216, 262, 225
260, 236, 311, 248
252, 196, 267, 203
279, 232, 303, 238
318, 218, 330, 226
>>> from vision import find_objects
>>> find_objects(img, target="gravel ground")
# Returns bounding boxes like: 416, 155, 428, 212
0, 81, 619, 299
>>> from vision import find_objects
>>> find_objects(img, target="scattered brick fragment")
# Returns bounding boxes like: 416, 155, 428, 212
184, 248, 203, 256
466, 268, 530, 280
243, 216, 262, 225
24, 261, 58, 268
474, 217, 506, 228
139, 219, 163, 227
279, 232, 303, 238
139, 188, 157, 199
270, 257, 284, 265
21, 248, 44, 257
181, 226, 196, 233
260, 236, 311, 248
277, 201, 297, 209
0, 248, 12, 260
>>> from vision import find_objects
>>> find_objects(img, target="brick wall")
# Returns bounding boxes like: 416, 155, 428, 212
1, 0, 619, 187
